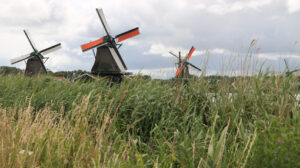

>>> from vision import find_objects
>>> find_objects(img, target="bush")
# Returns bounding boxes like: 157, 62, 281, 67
248, 117, 300, 167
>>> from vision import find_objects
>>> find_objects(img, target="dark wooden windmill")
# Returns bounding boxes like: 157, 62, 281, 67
169, 46, 201, 78
80, 8, 140, 82
10, 30, 61, 76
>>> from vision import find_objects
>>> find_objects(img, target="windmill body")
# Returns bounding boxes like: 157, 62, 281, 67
92, 45, 126, 73
81, 8, 140, 79
25, 57, 47, 75
10, 30, 61, 76
170, 47, 201, 79
176, 52, 189, 78
180, 65, 190, 78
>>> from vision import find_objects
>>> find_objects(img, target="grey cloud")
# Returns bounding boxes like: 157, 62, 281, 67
0, 0, 300, 78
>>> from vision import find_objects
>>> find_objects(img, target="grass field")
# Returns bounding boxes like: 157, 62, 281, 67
0, 73, 299, 167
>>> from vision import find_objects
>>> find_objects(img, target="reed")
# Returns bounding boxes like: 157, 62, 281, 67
0, 71, 299, 167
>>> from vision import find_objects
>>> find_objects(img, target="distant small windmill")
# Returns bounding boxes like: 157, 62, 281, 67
284, 59, 300, 76
169, 46, 201, 78
10, 30, 61, 76
80, 8, 140, 82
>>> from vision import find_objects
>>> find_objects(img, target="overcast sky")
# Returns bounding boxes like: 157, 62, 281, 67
1, 0, 300, 78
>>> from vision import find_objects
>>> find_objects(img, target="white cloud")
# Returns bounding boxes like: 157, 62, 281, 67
193, 3, 206, 10
208, 48, 232, 55
129, 68, 175, 79
287, 0, 300, 13
205, 0, 272, 15
257, 53, 300, 60
0, 0, 52, 23
71, 48, 83, 56
144, 43, 232, 57
0, 0, 300, 78
144, 43, 187, 57
46, 53, 85, 71
126, 39, 141, 47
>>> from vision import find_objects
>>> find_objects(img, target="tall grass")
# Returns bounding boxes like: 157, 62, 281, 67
0, 72, 299, 167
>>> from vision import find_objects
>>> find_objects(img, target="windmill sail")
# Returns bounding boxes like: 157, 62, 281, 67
108, 47, 127, 72
10, 53, 32, 64
39, 43, 62, 55
284, 59, 300, 76
176, 64, 183, 76
169, 52, 179, 58
284, 59, 289, 71
187, 46, 195, 60
96, 8, 111, 36
81, 37, 107, 52
187, 62, 202, 71
24, 30, 37, 51
115, 27, 140, 42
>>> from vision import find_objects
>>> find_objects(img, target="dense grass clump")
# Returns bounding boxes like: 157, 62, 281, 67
0, 74, 299, 167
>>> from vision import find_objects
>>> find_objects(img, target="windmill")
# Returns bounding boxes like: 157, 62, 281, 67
169, 46, 201, 78
10, 30, 61, 76
284, 59, 300, 76
80, 8, 140, 82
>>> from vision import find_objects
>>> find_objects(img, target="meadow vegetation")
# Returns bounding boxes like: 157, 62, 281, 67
0, 72, 299, 167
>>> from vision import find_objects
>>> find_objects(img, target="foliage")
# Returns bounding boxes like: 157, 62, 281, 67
0, 73, 299, 167
249, 117, 300, 167
0, 66, 23, 75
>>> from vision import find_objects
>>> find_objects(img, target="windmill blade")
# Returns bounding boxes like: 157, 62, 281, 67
169, 51, 179, 58
108, 47, 127, 72
115, 27, 140, 43
92, 48, 96, 57
290, 69, 299, 74
24, 30, 37, 51
187, 46, 196, 60
284, 59, 290, 71
36, 53, 47, 73
176, 64, 183, 77
288, 68, 300, 75
187, 62, 202, 71
181, 46, 196, 63
39, 43, 62, 55
96, 8, 111, 36
10, 53, 32, 64
81, 37, 107, 52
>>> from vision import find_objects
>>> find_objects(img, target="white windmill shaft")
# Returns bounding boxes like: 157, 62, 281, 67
39, 43, 62, 55
108, 47, 126, 72
10, 53, 32, 64
187, 62, 202, 71
169, 51, 179, 58
24, 30, 37, 51
96, 8, 111, 36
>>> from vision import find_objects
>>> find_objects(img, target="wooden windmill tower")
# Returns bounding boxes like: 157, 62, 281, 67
169, 46, 201, 78
10, 30, 61, 76
80, 8, 140, 82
